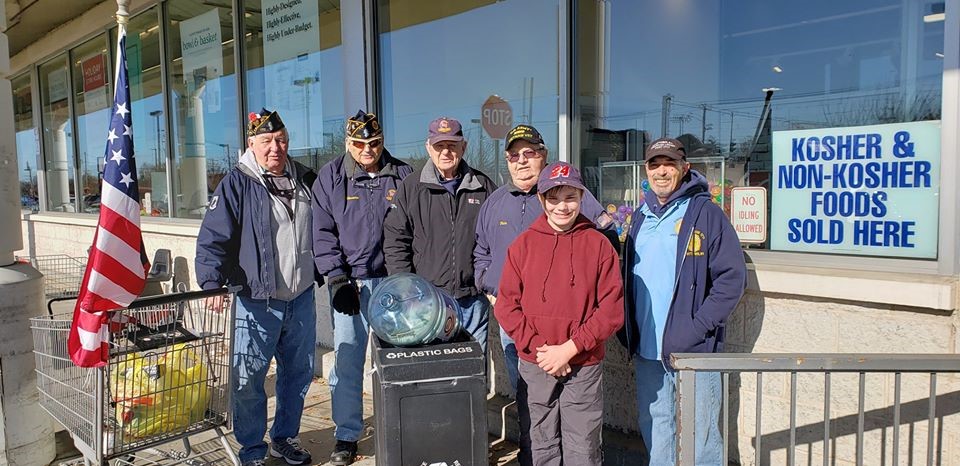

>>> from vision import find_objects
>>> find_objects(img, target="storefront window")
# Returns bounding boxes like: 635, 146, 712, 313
243, 0, 343, 171
376, 0, 560, 183
71, 35, 111, 214
39, 54, 75, 212
14, 74, 39, 212
166, 0, 238, 218
112, 7, 166, 217
577, 0, 945, 259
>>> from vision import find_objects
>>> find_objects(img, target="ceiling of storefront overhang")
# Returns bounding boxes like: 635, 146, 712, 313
4, 0, 105, 56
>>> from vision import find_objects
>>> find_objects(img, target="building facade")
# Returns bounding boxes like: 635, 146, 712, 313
6, 1, 960, 464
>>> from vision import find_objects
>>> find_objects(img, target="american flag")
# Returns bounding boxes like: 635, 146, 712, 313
68, 22, 150, 367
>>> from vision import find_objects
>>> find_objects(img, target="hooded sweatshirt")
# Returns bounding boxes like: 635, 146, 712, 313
621, 169, 747, 369
494, 214, 624, 366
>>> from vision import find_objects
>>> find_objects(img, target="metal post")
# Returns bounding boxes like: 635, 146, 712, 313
661, 94, 672, 138
677, 369, 696, 465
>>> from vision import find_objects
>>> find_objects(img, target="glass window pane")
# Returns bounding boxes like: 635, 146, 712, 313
71, 35, 111, 214
113, 7, 166, 217
39, 54, 75, 212
166, 0, 238, 218
242, 0, 343, 171
377, 0, 559, 184
14, 74, 39, 212
577, 0, 945, 259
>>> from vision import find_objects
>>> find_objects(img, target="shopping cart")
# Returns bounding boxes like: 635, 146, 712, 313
31, 288, 241, 466
19, 250, 174, 315
19, 254, 87, 300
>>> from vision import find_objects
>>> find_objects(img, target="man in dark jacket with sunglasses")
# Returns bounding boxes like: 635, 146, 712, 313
312, 110, 412, 465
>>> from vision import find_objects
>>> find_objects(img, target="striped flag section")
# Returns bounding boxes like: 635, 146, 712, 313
68, 21, 150, 367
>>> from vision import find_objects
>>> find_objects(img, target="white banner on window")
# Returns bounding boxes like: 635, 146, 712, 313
262, 0, 321, 66
180, 8, 223, 112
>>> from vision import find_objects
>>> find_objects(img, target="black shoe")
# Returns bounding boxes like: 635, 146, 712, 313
269, 437, 312, 465
330, 440, 359, 466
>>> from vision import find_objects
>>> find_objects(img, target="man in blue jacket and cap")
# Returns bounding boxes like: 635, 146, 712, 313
196, 109, 320, 466
312, 110, 412, 465
474, 124, 613, 390
622, 137, 746, 466
473, 124, 615, 465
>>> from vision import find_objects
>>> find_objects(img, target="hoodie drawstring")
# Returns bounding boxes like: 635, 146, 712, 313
541, 233, 560, 302
568, 235, 576, 288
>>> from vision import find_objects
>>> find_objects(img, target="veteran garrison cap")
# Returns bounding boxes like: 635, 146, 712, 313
346, 110, 383, 139
505, 124, 545, 151
247, 108, 285, 137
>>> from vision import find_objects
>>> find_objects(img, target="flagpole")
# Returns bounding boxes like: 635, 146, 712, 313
116, 0, 129, 25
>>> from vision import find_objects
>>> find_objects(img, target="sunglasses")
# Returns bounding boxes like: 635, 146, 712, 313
350, 138, 383, 149
506, 148, 544, 162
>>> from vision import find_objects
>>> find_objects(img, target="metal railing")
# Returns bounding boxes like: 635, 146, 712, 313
672, 353, 960, 466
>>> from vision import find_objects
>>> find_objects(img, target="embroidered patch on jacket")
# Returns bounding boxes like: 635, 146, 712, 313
386, 189, 396, 201
686, 229, 706, 257
468, 198, 481, 205
208, 195, 219, 210
499, 220, 508, 226
346, 195, 360, 201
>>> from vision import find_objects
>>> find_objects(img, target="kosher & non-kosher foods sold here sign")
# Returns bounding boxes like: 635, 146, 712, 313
771, 121, 940, 259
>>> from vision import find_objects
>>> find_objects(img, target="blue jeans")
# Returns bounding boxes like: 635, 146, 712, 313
633, 358, 722, 466
328, 277, 381, 442
500, 325, 520, 393
457, 294, 490, 353
232, 287, 317, 463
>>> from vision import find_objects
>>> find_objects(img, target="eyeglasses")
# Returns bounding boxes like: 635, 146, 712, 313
506, 148, 544, 162
350, 138, 383, 149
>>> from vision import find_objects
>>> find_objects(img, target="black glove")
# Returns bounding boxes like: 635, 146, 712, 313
329, 274, 361, 316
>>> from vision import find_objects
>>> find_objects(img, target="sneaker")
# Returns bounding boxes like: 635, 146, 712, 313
330, 440, 359, 466
269, 437, 312, 465
241, 460, 266, 466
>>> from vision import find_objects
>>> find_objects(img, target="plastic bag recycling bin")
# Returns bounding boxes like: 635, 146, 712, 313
371, 335, 487, 466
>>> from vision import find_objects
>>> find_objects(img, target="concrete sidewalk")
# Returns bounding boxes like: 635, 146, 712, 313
52, 373, 521, 466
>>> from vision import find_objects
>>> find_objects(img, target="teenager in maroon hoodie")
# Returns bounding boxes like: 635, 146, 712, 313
494, 161, 624, 466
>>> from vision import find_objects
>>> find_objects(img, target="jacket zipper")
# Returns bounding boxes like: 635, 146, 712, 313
660, 200, 704, 371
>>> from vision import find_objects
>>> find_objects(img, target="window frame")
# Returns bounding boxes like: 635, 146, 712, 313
567, 0, 960, 277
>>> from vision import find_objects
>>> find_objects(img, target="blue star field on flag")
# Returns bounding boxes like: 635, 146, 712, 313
103, 34, 139, 198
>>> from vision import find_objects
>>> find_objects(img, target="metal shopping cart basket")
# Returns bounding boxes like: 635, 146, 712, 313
30, 288, 241, 466
18, 254, 87, 300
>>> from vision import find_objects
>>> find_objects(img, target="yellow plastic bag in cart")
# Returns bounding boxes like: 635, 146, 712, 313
110, 343, 210, 439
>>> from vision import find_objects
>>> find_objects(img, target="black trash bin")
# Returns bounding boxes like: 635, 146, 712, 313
371, 335, 488, 466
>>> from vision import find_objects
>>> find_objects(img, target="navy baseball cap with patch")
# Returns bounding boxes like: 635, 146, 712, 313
538, 161, 586, 193
644, 137, 686, 161
505, 124, 545, 150
427, 117, 464, 145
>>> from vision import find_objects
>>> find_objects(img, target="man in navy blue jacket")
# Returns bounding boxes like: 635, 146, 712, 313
621, 137, 746, 466
474, 124, 614, 466
474, 124, 612, 390
312, 110, 412, 465
196, 109, 320, 466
